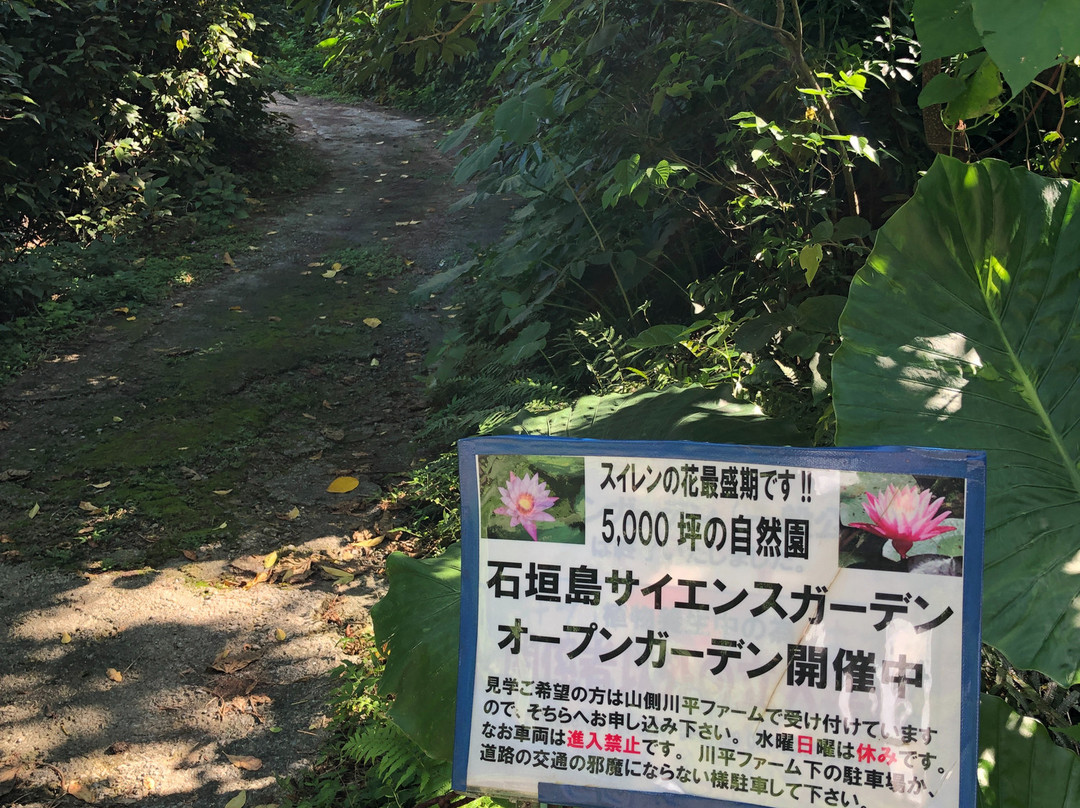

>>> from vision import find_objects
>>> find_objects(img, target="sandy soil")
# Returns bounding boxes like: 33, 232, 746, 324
0, 95, 505, 807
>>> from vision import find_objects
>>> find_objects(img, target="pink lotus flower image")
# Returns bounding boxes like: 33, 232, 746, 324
849, 483, 955, 560
494, 471, 558, 541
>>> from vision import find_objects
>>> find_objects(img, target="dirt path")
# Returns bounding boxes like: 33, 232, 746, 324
0, 96, 504, 807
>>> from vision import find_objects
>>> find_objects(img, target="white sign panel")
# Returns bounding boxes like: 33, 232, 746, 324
454, 437, 984, 808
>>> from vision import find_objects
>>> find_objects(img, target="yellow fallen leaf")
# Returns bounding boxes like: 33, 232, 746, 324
370, 358, 380, 367
321, 269, 338, 278
126, 315, 136, 321
90, 481, 111, 489
144, 776, 155, 792
27, 503, 39, 519
363, 317, 381, 328
225, 791, 247, 808
223, 252, 234, 266
213, 489, 233, 496
307, 262, 324, 267
106, 668, 123, 682
275, 628, 287, 642
263, 550, 279, 568
387, 287, 398, 294
266, 230, 278, 235
326, 476, 359, 494
216, 521, 228, 530
173, 303, 184, 308
283, 506, 300, 521
332, 262, 342, 271
352, 534, 385, 549
243, 569, 270, 589
113, 306, 129, 314
61, 632, 72, 644
229, 306, 243, 312
226, 754, 263, 771
113, 416, 123, 422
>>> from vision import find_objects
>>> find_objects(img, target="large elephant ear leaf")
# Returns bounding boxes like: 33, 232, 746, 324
833, 155, 1080, 685
978, 695, 1080, 807
371, 544, 461, 761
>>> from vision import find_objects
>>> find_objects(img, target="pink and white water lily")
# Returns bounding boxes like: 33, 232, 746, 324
849, 483, 955, 560
494, 471, 558, 541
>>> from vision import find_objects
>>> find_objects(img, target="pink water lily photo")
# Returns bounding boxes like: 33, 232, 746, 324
479, 454, 586, 543
839, 473, 964, 577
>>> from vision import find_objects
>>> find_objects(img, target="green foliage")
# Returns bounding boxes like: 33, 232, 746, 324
977, 695, 1080, 808
503, 384, 808, 446
834, 156, 1080, 686
832, 155, 1080, 803
915, 0, 1080, 94
370, 545, 461, 761
0, 0, 276, 252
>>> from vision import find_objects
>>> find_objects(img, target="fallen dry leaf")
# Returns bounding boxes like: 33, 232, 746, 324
0, 469, 30, 482
320, 565, 355, 585
363, 317, 381, 328
275, 628, 287, 642
213, 488, 233, 496
61, 632, 72, 644
27, 503, 39, 519
67, 781, 96, 803
268, 315, 282, 322
209, 649, 261, 675
225, 754, 263, 772
225, 791, 247, 808
229, 305, 243, 312
280, 507, 300, 521
113, 306, 129, 314
0, 766, 18, 799
223, 252, 235, 266
78, 501, 101, 514
322, 428, 345, 442
106, 667, 123, 683
263, 551, 278, 568
144, 776, 155, 792
326, 476, 359, 494
321, 268, 339, 278
351, 533, 385, 549
182, 549, 198, 561
89, 481, 111, 489
243, 569, 270, 589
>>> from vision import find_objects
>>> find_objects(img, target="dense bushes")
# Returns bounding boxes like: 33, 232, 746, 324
0, 0, 276, 254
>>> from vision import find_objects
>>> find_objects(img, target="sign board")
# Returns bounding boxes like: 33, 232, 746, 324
454, 436, 985, 808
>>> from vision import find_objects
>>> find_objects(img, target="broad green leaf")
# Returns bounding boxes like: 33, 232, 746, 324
913, 0, 982, 61
371, 545, 461, 761
972, 0, 1080, 94
452, 137, 502, 184
833, 156, 1080, 683
918, 72, 968, 108
502, 385, 808, 446
978, 694, 1080, 807
493, 86, 553, 145
944, 56, 1003, 124
439, 111, 482, 153
799, 244, 823, 285
627, 323, 691, 349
